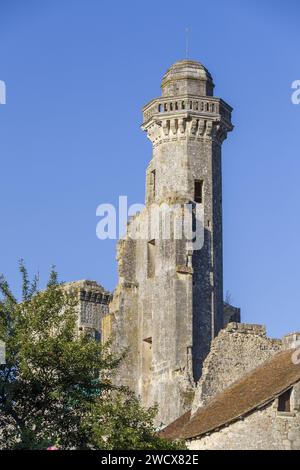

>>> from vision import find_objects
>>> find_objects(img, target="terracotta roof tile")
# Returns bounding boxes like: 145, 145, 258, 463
161, 349, 300, 441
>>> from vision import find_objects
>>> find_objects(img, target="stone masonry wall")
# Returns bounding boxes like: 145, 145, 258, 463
192, 322, 282, 412
65, 280, 111, 341
110, 207, 196, 426
188, 398, 300, 450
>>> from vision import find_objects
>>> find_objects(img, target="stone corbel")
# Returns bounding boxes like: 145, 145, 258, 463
190, 118, 198, 136
146, 122, 163, 144
170, 118, 177, 135
198, 119, 205, 136
162, 120, 170, 136
178, 118, 185, 134
214, 123, 227, 144
205, 121, 213, 137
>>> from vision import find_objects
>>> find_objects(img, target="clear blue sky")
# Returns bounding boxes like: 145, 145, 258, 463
0, 0, 299, 338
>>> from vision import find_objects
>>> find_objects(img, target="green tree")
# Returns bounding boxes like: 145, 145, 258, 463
83, 393, 182, 450
0, 262, 184, 450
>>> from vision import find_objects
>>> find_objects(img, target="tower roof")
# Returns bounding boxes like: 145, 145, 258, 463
161, 60, 214, 97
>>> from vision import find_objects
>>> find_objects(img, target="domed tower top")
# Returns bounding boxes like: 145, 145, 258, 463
161, 60, 214, 98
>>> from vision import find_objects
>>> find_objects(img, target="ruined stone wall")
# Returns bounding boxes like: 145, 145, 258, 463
192, 322, 282, 412
223, 302, 240, 327
110, 282, 139, 391
110, 207, 195, 425
188, 396, 300, 450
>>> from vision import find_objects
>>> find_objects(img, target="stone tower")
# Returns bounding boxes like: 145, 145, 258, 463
109, 60, 233, 425
65, 280, 111, 340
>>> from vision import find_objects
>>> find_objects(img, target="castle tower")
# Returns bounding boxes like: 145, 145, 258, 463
109, 60, 233, 425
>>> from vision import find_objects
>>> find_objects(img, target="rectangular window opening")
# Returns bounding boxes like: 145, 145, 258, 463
147, 240, 156, 278
278, 388, 292, 412
151, 170, 156, 199
194, 179, 204, 204
142, 337, 153, 400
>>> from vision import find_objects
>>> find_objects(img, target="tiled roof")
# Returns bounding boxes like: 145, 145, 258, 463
161, 349, 300, 441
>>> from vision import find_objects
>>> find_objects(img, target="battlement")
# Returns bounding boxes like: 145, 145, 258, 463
225, 322, 267, 337
65, 280, 111, 341
142, 96, 232, 126
64, 280, 111, 304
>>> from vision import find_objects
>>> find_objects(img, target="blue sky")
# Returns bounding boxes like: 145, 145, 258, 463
0, 0, 299, 338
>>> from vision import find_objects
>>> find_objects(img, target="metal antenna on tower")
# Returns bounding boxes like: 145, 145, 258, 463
185, 27, 190, 59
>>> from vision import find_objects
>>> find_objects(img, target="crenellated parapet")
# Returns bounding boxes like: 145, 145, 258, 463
65, 280, 111, 340
142, 96, 233, 147
143, 96, 231, 123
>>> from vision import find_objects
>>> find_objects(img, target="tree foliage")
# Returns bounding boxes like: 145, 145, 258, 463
0, 263, 184, 450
